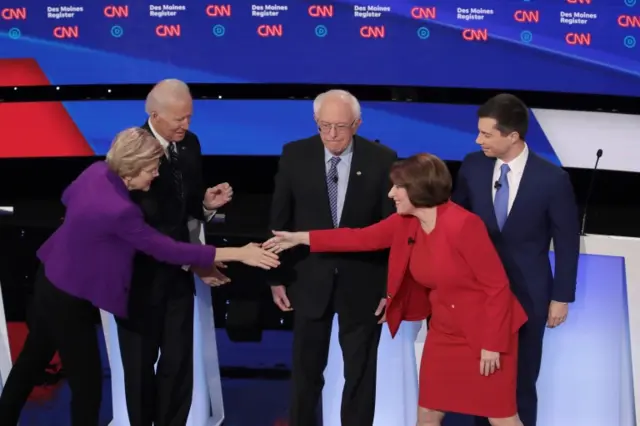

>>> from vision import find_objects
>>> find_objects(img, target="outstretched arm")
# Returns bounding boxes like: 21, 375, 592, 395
267, 213, 402, 253
115, 206, 279, 270
310, 213, 401, 252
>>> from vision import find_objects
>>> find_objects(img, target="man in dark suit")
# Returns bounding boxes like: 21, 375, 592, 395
269, 89, 398, 426
452, 94, 580, 426
115, 79, 232, 426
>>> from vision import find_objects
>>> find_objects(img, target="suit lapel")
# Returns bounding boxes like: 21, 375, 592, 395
502, 153, 536, 233
339, 137, 365, 227
309, 138, 334, 227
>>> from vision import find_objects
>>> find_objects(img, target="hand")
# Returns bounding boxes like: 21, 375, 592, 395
240, 243, 280, 270
374, 298, 387, 324
271, 285, 293, 311
480, 349, 500, 376
193, 265, 231, 287
263, 231, 303, 253
203, 182, 233, 210
547, 300, 569, 328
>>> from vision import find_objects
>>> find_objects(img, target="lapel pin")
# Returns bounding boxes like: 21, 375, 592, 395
356, 171, 362, 176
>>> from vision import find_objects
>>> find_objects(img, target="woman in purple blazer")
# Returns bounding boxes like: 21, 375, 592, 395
0, 128, 279, 425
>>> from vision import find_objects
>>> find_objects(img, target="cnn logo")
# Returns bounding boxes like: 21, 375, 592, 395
104, 5, 128, 18
1, 7, 26, 20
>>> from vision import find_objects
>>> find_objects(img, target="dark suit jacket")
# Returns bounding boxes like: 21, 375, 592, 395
270, 135, 397, 319
128, 121, 208, 305
37, 161, 214, 318
308, 202, 527, 353
452, 151, 580, 319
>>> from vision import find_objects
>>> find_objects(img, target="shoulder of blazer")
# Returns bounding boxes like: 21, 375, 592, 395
70, 163, 132, 219
528, 151, 568, 179
183, 129, 201, 148
282, 135, 321, 155
439, 202, 479, 237
354, 135, 397, 159
460, 150, 490, 168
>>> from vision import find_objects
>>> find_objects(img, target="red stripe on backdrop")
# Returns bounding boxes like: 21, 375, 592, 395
0, 58, 50, 87
0, 59, 95, 157
7, 322, 63, 401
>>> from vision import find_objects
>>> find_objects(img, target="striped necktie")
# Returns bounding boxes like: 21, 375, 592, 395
168, 142, 184, 201
327, 156, 341, 227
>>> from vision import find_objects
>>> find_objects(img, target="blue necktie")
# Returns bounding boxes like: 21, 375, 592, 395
494, 163, 510, 230
327, 157, 341, 227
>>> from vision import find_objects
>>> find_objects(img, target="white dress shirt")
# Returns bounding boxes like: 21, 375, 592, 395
491, 144, 530, 214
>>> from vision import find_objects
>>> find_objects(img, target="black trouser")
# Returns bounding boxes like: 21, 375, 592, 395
474, 314, 547, 426
116, 269, 194, 426
0, 268, 102, 426
290, 305, 382, 426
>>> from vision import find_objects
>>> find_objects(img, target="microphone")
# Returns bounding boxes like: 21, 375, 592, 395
332, 175, 338, 183
494, 181, 502, 190
407, 237, 415, 245
580, 149, 603, 236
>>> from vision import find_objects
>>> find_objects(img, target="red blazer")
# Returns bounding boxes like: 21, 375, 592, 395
310, 201, 527, 354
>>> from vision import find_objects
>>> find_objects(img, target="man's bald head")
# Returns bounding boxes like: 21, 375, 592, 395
146, 79, 193, 142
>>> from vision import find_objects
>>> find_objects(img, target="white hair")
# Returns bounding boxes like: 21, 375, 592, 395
145, 79, 192, 115
313, 89, 361, 119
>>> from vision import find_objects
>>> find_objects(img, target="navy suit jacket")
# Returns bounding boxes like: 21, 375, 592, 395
452, 151, 580, 319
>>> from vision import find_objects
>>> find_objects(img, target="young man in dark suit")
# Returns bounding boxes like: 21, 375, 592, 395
452, 94, 580, 426
115, 79, 233, 426
269, 90, 398, 426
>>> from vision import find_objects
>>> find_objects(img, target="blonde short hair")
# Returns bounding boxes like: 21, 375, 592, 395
105, 128, 164, 178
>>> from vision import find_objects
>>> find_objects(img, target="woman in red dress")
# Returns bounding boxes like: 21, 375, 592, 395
264, 153, 527, 426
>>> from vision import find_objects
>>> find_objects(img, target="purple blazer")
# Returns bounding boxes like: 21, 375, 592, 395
37, 161, 215, 318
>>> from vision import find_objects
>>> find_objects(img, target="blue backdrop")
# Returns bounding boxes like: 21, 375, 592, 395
1, 0, 639, 96
61, 99, 560, 161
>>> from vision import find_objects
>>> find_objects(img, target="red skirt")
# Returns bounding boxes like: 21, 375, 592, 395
419, 329, 519, 418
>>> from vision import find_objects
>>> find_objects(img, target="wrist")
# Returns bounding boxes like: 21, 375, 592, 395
215, 247, 244, 263
299, 232, 310, 246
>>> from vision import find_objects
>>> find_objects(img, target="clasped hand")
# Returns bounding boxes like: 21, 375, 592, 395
203, 182, 233, 210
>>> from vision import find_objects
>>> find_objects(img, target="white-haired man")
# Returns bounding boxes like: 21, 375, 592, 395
269, 90, 398, 426
115, 79, 232, 426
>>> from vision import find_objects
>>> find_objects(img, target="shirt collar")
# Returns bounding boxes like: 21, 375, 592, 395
324, 140, 354, 163
496, 143, 529, 176
147, 120, 170, 151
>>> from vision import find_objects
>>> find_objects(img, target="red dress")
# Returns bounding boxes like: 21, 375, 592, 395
308, 202, 527, 419
407, 226, 518, 418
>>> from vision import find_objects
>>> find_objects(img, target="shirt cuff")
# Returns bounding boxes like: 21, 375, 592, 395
203, 206, 217, 222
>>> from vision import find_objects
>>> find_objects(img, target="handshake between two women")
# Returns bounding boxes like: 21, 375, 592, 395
195, 242, 281, 287
197, 232, 308, 287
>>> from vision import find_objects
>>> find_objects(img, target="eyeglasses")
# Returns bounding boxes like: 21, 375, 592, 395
317, 119, 358, 134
